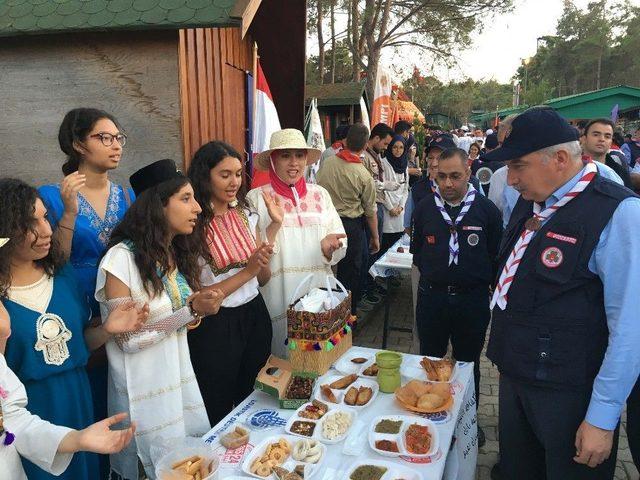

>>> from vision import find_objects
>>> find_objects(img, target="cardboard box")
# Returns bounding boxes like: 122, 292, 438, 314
253, 355, 317, 409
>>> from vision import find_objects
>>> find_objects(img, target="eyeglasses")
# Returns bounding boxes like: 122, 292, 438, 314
89, 132, 127, 147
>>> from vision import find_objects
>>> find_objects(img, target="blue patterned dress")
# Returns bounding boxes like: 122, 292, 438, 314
3, 265, 97, 479
38, 182, 134, 478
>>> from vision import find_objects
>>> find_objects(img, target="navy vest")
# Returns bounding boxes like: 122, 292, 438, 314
627, 141, 640, 163
411, 192, 501, 288
487, 174, 634, 388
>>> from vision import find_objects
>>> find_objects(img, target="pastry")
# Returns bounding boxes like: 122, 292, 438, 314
417, 392, 445, 410
320, 385, 338, 403
220, 426, 249, 449
395, 385, 419, 406
362, 363, 378, 376
355, 386, 373, 406
344, 386, 358, 406
165, 455, 212, 480
298, 400, 328, 420
329, 374, 358, 390
351, 357, 368, 364
406, 379, 430, 397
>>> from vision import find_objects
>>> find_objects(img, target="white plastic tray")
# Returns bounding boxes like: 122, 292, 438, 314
367, 415, 439, 458
241, 434, 325, 479
285, 403, 357, 444
343, 458, 423, 480
400, 356, 459, 383
313, 374, 379, 409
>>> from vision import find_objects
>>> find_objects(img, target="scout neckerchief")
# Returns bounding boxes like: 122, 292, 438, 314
433, 182, 477, 265
491, 161, 598, 310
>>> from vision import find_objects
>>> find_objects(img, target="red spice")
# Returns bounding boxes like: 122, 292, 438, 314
375, 439, 400, 453
405, 424, 431, 455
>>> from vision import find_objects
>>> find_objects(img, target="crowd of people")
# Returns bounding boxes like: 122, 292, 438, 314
0, 104, 640, 480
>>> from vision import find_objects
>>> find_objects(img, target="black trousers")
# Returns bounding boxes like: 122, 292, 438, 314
337, 216, 365, 315
499, 374, 620, 480
381, 231, 403, 254
627, 376, 640, 469
187, 293, 272, 426
415, 284, 490, 407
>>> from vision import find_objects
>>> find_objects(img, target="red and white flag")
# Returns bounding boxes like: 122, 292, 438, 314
251, 61, 281, 188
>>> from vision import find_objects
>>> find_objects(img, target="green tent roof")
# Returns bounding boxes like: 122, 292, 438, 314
545, 85, 640, 119
0, 0, 245, 37
305, 82, 366, 107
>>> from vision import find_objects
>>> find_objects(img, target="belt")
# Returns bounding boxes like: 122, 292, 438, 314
426, 283, 483, 295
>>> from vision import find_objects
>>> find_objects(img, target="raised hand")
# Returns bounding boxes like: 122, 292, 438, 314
59, 171, 86, 217
246, 242, 274, 276
60, 412, 136, 454
262, 191, 285, 225
321, 233, 347, 260
103, 300, 149, 335
191, 289, 225, 316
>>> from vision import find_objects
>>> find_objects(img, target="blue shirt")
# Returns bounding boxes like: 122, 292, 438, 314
499, 162, 623, 228
537, 167, 640, 430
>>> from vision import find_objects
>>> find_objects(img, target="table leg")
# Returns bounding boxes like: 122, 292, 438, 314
382, 276, 391, 349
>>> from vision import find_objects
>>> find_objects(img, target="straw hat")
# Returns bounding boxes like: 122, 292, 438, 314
254, 129, 322, 171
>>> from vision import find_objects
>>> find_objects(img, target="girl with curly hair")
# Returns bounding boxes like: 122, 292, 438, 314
187, 141, 276, 425
0, 178, 146, 480
95, 159, 223, 479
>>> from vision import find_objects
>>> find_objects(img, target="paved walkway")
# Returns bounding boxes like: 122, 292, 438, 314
352, 276, 639, 480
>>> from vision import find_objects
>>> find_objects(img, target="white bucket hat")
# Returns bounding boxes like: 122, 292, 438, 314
254, 129, 322, 171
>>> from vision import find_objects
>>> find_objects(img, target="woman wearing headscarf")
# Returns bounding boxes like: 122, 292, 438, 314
380, 135, 410, 252
246, 129, 347, 358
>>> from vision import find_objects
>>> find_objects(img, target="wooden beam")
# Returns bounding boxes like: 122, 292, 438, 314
232, 0, 262, 38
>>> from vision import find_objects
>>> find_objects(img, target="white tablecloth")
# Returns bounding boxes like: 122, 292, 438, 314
369, 236, 413, 279
202, 347, 478, 480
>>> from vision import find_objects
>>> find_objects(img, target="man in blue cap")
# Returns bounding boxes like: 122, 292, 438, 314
485, 106, 640, 479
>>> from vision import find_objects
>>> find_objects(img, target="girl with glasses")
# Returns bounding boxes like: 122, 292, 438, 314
37, 108, 136, 478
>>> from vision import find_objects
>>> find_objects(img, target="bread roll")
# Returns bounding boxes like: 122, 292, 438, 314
417, 393, 444, 410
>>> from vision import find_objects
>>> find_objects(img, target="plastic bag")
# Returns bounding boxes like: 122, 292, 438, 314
152, 436, 219, 480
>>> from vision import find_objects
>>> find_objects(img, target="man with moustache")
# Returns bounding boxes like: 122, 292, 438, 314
486, 106, 640, 480
411, 147, 503, 447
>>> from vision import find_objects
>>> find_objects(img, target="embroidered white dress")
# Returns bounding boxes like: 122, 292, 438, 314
0, 354, 73, 480
246, 184, 347, 357
95, 243, 210, 479
380, 159, 410, 234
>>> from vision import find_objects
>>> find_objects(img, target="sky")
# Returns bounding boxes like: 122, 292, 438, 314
311, 0, 639, 85
431, 0, 594, 84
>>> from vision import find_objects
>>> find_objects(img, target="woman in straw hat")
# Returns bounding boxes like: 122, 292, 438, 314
247, 129, 347, 358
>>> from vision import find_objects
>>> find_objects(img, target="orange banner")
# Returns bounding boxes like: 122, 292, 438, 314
370, 66, 393, 127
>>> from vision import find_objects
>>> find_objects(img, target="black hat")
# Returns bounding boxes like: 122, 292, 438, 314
484, 106, 579, 162
129, 159, 185, 196
484, 133, 499, 150
427, 134, 457, 153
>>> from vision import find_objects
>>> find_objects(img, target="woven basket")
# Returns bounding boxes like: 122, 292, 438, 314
287, 275, 352, 375
289, 330, 352, 375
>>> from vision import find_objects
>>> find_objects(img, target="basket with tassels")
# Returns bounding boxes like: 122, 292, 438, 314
286, 275, 353, 375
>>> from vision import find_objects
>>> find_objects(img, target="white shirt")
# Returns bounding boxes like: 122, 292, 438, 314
0, 354, 73, 480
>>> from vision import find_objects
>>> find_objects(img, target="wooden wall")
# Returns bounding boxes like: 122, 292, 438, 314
0, 31, 182, 187
179, 27, 254, 168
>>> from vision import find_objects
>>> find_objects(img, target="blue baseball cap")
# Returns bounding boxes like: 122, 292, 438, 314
484, 106, 579, 162
427, 134, 457, 153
